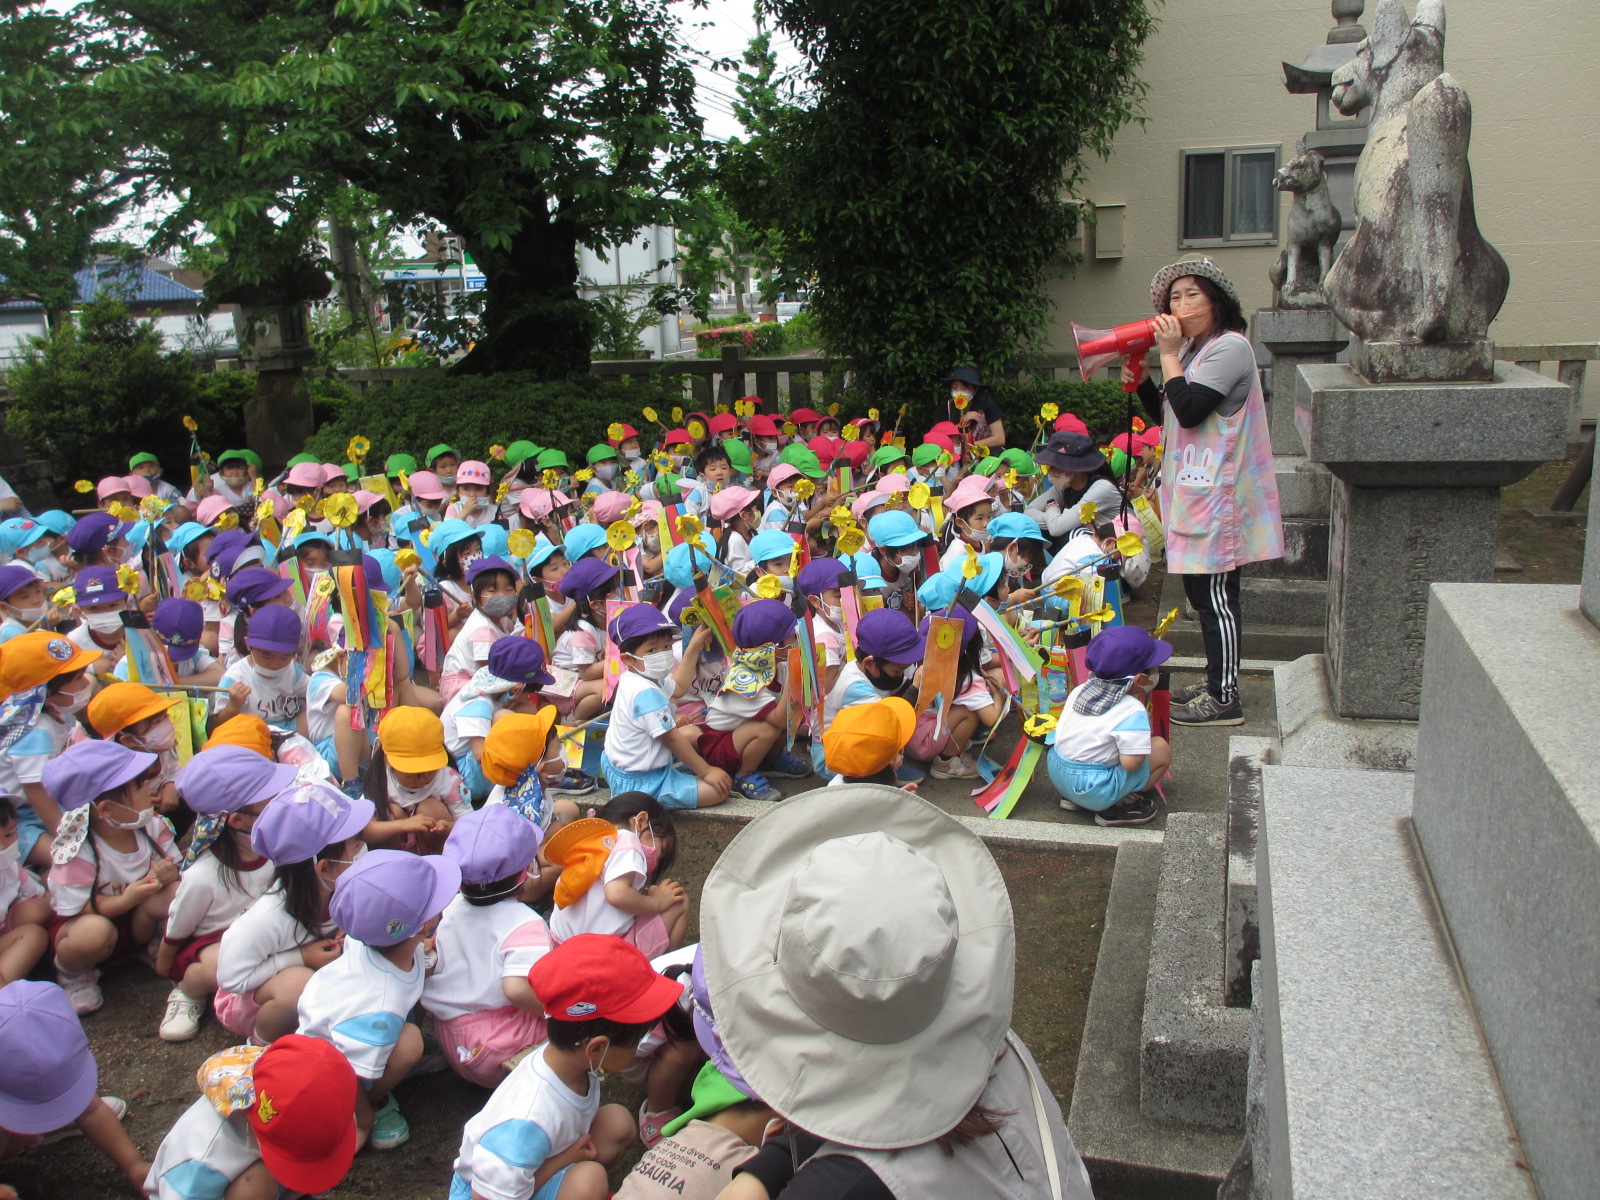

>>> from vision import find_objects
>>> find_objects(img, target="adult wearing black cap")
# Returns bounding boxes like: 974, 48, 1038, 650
941, 366, 1007, 450
1027, 431, 1124, 548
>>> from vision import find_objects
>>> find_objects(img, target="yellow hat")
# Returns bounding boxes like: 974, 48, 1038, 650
822, 697, 917, 778
481, 709, 559, 787
376, 706, 449, 772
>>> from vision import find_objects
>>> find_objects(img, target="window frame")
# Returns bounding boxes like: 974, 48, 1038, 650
1178, 145, 1282, 249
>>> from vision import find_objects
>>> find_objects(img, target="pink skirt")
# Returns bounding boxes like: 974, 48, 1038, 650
212, 987, 262, 1039
433, 1005, 549, 1089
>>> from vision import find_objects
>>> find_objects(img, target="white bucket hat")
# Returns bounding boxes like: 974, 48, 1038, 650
700, 784, 1015, 1150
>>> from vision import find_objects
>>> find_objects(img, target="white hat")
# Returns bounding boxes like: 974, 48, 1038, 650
700, 784, 1015, 1149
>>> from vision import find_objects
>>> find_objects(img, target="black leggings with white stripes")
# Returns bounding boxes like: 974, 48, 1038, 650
1181, 569, 1242, 704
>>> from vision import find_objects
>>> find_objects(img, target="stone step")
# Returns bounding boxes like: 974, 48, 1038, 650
1255, 764, 1532, 1199
1069, 842, 1239, 1199
1223, 736, 1274, 1008
1139, 813, 1248, 1131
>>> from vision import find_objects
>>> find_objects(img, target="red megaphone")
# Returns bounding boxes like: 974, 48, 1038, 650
1072, 319, 1160, 391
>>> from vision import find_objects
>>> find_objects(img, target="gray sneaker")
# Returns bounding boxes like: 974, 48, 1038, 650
1171, 691, 1244, 727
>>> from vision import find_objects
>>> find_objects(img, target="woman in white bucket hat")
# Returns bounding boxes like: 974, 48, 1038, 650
697, 783, 1094, 1199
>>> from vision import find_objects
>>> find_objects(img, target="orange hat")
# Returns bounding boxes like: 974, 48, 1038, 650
822, 697, 917, 778
203, 714, 274, 758
481, 709, 559, 787
0, 632, 101, 696
86, 681, 176, 737
376, 706, 448, 772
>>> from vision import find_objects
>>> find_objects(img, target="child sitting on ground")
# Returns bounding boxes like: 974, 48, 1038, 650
450, 933, 684, 1200
425, 806, 555, 1088
297, 848, 461, 1152
545, 794, 688, 958
44, 741, 181, 1015
0, 796, 50, 986
1046, 625, 1172, 829
822, 697, 919, 790
362, 706, 468, 854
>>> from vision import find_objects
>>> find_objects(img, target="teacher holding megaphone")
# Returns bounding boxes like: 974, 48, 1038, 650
1131, 259, 1283, 728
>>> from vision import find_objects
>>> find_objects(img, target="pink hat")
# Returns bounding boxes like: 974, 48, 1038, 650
852, 490, 890, 522
456, 460, 492, 487
520, 488, 573, 522
877, 473, 910, 494
407, 470, 448, 501
95, 476, 131, 501
321, 463, 345, 484
947, 474, 997, 515
838, 441, 870, 471
1053, 412, 1089, 436
710, 485, 762, 523
767, 464, 803, 490
195, 495, 233, 526
353, 490, 384, 514
591, 491, 632, 525
123, 474, 152, 499
285, 462, 324, 488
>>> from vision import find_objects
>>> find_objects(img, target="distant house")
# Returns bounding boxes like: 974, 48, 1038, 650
0, 259, 237, 364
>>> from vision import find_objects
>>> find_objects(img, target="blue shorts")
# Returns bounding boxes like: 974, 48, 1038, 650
1046, 753, 1150, 812
600, 753, 701, 810
450, 1165, 569, 1200
14, 804, 47, 865
455, 751, 491, 807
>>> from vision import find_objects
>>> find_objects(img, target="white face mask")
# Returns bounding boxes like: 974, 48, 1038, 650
634, 649, 677, 681
84, 609, 125, 635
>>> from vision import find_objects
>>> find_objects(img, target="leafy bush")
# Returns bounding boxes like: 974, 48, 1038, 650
6, 295, 250, 488
303, 371, 687, 465
695, 321, 786, 358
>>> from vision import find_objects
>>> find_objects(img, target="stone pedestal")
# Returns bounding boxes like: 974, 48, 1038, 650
1295, 361, 1572, 720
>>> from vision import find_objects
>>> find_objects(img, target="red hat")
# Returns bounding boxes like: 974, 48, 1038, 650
662, 428, 692, 447
1053, 412, 1089, 436
789, 408, 823, 426
749, 415, 780, 438
529, 933, 684, 1024
247, 1035, 358, 1194
708, 413, 738, 437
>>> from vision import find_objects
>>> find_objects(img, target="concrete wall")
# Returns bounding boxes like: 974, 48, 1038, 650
1043, 0, 1600, 360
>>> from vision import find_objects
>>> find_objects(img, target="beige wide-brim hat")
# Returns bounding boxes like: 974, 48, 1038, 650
700, 784, 1015, 1150
1150, 256, 1240, 314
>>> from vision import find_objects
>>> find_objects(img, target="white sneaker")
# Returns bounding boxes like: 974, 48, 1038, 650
159, 987, 204, 1042
57, 966, 103, 1015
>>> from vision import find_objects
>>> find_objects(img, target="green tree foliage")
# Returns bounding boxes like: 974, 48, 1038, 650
7, 295, 249, 488
736, 0, 1152, 406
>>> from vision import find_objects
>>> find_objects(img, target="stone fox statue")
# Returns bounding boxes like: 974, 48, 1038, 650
1323, 0, 1508, 347
1269, 139, 1342, 309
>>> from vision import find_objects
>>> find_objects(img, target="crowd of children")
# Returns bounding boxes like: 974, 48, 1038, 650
0, 371, 1180, 1199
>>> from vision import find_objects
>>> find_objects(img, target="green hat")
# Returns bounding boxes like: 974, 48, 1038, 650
218, 449, 251, 466
128, 452, 159, 470
342, 463, 360, 481
505, 441, 541, 467
425, 444, 459, 467
536, 448, 569, 470
661, 1062, 751, 1139
286, 453, 318, 468
778, 445, 826, 479
385, 453, 417, 477
721, 438, 752, 474
586, 444, 618, 466
998, 447, 1039, 477
911, 443, 947, 468
868, 445, 907, 469
972, 456, 1002, 477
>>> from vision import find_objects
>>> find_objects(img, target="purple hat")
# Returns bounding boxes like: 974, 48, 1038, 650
174, 745, 299, 815
206, 530, 260, 580
41, 740, 156, 812
252, 782, 375, 865
226, 567, 292, 609
466, 555, 518, 587
73, 566, 123, 608
244, 605, 302, 655
152, 597, 205, 661
444, 804, 542, 885
854, 608, 921, 664
487, 637, 554, 688
690, 948, 757, 1099
918, 605, 979, 647
65, 511, 131, 555
0, 981, 99, 1133
609, 603, 677, 646
733, 598, 797, 648
0, 564, 39, 602
561, 556, 620, 600
1085, 625, 1173, 680
795, 557, 849, 598
330, 848, 461, 947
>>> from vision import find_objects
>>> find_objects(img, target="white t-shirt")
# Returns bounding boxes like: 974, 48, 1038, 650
549, 833, 647, 943
164, 852, 275, 941
453, 1048, 601, 1200
296, 939, 425, 1080
423, 895, 553, 1022
214, 657, 307, 732
144, 1097, 261, 1200
1050, 686, 1151, 766
217, 888, 331, 997
604, 671, 675, 774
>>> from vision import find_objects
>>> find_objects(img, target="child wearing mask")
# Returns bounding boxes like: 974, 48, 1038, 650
439, 556, 522, 705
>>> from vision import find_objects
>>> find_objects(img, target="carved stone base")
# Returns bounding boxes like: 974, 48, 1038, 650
1349, 336, 1493, 383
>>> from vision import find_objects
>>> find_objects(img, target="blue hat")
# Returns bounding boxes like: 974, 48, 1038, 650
853, 608, 921, 664
987, 512, 1048, 544
477, 524, 510, 560
0, 519, 47, 557
918, 605, 979, 647
164, 521, 213, 558
226, 567, 292, 609
34, 511, 76, 537
609, 603, 677, 645
748, 529, 797, 566
941, 551, 1004, 598
73, 566, 123, 607
867, 511, 925, 549
487, 637, 554, 688
563, 523, 608, 563
428, 518, 480, 559
444, 804, 542, 886
244, 605, 302, 654
733, 599, 796, 648
174, 745, 299, 816
524, 538, 563, 572
152, 598, 205, 661
795, 557, 849, 597
466, 555, 517, 587
1086, 625, 1173, 680
560, 556, 620, 600
664, 542, 715, 590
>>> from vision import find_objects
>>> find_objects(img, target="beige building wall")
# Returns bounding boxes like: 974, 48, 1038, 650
1043, 0, 1600, 361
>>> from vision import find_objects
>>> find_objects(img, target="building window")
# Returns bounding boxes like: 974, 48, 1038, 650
1180, 146, 1280, 247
